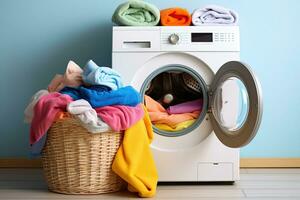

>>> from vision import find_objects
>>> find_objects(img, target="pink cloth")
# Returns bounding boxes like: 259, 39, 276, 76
167, 99, 203, 114
48, 60, 83, 92
95, 104, 144, 131
30, 93, 73, 144
144, 95, 200, 127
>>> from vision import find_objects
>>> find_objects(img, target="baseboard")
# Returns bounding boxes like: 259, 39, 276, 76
240, 158, 300, 168
0, 158, 300, 168
0, 158, 42, 168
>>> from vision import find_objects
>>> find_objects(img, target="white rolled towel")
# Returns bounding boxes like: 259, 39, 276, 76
67, 99, 112, 133
192, 5, 238, 25
24, 90, 49, 123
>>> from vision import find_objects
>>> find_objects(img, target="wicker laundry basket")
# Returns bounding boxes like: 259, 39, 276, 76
41, 117, 125, 194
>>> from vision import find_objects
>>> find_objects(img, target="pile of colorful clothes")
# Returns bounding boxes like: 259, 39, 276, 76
145, 96, 203, 132
24, 60, 158, 198
143, 71, 204, 132
112, 0, 238, 26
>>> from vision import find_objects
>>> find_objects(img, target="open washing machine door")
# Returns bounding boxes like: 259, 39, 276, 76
209, 61, 263, 148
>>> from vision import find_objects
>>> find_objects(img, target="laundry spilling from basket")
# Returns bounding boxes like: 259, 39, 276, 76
112, 0, 238, 26
24, 60, 158, 198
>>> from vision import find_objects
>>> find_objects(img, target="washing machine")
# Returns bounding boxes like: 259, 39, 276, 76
112, 26, 262, 182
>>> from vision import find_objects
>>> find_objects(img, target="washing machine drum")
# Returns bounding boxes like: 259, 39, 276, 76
140, 61, 263, 149
145, 72, 202, 106
143, 67, 207, 138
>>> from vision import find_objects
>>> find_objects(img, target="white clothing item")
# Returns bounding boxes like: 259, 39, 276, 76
192, 5, 238, 25
24, 90, 49, 123
67, 99, 111, 133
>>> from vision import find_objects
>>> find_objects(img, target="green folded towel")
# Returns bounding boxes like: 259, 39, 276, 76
112, 0, 160, 26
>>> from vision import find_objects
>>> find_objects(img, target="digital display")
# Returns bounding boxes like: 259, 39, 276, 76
191, 33, 213, 42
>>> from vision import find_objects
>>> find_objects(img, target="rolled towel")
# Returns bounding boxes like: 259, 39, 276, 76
160, 7, 192, 26
24, 90, 49, 123
48, 60, 83, 92
192, 5, 238, 26
82, 60, 123, 90
112, 0, 160, 26
67, 99, 112, 133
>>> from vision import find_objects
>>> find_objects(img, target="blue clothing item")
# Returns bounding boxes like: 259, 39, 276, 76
82, 60, 123, 90
30, 133, 47, 157
60, 85, 111, 100
80, 86, 140, 108
60, 87, 81, 100
60, 85, 140, 108
85, 85, 112, 92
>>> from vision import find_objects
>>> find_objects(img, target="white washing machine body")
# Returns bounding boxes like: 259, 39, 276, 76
112, 26, 262, 182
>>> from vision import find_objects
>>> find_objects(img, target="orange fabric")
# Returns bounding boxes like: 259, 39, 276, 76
54, 112, 72, 121
144, 95, 199, 128
160, 7, 192, 26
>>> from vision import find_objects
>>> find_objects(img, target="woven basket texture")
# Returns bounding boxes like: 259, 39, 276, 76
41, 117, 125, 194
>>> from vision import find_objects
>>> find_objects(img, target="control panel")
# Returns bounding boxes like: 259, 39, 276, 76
112, 26, 240, 52
160, 26, 240, 51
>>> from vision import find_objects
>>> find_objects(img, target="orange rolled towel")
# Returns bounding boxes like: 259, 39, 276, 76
160, 7, 192, 26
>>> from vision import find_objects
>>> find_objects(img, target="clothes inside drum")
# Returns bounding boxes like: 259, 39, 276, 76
144, 71, 204, 134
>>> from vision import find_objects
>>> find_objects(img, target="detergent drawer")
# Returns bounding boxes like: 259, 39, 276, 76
113, 27, 160, 52
197, 162, 233, 181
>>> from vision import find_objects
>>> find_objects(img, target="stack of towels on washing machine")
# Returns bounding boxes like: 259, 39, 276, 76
24, 60, 158, 198
112, 0, 238, 26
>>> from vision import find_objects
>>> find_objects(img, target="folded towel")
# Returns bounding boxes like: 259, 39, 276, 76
67, 100, 112, 133
112, 0, 160, 26
112, 105, 158, 197
145, 95, 199, 128
24, 90, 49, 123
192, 5, 238, 25
60, 85, 140, 108
48, 61, 83, 92
82, 60, 123, 90
30, 93, 73, 144
167, 99, 203, 114
160, 7, 192, 26
155, 119, 196, 132
95, 104, 144, 131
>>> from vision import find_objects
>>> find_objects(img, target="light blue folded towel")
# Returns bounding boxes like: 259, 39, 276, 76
82, 60, 123, 90
192, 5, 238, 25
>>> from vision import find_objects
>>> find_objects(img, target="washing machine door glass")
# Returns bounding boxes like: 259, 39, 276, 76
210, 61, 263, 148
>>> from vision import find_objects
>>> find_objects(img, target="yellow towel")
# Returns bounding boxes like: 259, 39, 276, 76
155, 119, 196, 132
112, 105, 158, 198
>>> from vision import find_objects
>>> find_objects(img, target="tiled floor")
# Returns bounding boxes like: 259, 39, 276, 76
1, 168, 300, 199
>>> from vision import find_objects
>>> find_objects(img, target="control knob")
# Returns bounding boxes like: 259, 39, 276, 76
168, 33, 180, 45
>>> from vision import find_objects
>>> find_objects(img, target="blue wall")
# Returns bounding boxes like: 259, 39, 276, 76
0, 0, 299, 158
